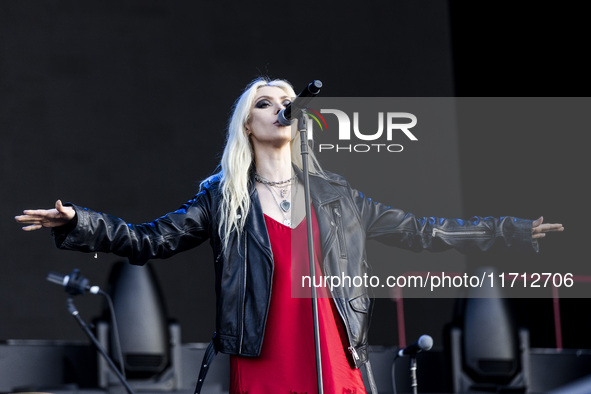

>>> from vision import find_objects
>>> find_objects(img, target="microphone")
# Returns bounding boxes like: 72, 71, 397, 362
277, 80, 322, 126
47, 269, 100, 296
397, 335, 433, 357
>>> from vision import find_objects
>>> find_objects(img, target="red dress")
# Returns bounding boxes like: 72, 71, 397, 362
229, 209, 366, 394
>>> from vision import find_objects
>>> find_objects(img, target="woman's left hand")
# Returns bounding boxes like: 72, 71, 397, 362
532, 216, 564, 239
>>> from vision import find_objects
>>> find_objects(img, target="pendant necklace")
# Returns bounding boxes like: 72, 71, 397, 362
258, 177, 298, 227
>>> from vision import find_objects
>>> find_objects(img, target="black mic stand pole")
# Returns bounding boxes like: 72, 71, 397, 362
410, 355, 418, 394
66, 297, 135, 394
298, 111, 324, 394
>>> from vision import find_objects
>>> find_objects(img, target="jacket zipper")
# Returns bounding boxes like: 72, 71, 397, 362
328, 284, 361, 368
239, 232, 247, 353
321, 239, 359, 368
319, 200, 360, 368
432, 228, 488, 237
348, 346, 360, 363
240, 223, 275, 357
332, 205, 347, 259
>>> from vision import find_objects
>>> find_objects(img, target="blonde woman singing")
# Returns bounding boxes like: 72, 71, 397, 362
16, 77, 563, 393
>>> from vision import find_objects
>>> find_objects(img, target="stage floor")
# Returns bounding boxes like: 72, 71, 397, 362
2, 341, 591, 393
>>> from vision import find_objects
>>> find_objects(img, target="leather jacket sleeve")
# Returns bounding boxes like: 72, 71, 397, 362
52, 191, 212, 265
349, 187, 539, 253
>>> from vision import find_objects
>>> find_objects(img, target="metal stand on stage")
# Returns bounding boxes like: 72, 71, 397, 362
47, 269, 135, 394
299, 105, 324, 394
394, 334, 433, 394
67, 297, 135, 394
278, 80, 323, 393
409, 355, 419, 394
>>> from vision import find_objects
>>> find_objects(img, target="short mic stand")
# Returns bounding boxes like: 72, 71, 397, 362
410, 355, 418, 394
396, 334, 433, 394
66, 297, 135, 394
299, 110, 324, 394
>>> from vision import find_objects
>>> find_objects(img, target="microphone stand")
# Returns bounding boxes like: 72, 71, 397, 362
410, 355, 418, 394
66, 297, 135, 394
298, 111, 324, 394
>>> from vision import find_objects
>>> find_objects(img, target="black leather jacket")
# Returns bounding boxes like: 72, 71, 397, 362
53, 168, 537, 368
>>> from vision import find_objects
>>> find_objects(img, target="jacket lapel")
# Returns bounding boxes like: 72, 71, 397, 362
244, 174, 274, 263
294, 166, 344, 260
244, 166, 347, 269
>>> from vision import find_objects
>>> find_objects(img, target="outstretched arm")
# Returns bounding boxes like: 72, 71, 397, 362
532, 216, 564, 239
15, 200, 76, 231
348, 182, 564, 252
15, 194, 212, 265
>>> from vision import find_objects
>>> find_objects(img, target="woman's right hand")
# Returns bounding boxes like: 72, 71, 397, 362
15, 200, 76, 231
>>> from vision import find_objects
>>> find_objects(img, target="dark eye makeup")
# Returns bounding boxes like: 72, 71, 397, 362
255, 100, 271, 109
254, 98, 292, 109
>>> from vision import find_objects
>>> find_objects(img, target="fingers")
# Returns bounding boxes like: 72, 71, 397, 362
16, 213, 49, 220
14, 213, 44, 231
15, 209, 60, 229
22, 209, 53, 216
533, 224, 565, 237
15, 214, 41, 224
531, 216, 564, 240
16, 200, 75, 232
16, 213, 54, 224
534, 223, 564, 233
56, 199, 65, 213
22, 224, 43, 231
57, 200, 76, 221
544, 223, 564, 231
15, 215, 47, 229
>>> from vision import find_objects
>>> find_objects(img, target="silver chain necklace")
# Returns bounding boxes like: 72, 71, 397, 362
260, 179, 298, 227
254, 172, 296, 186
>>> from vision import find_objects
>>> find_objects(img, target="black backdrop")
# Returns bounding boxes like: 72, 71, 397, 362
1, 1, 588, 350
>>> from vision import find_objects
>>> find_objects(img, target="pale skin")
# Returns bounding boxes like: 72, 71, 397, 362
15, 86, 564, 239
247, 86, 306, 227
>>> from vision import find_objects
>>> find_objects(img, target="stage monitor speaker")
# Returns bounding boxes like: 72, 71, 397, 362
450, 266, 530, 393
97, 260, 182, 390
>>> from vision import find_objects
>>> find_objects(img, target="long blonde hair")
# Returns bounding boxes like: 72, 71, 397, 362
202, 77, 324, 251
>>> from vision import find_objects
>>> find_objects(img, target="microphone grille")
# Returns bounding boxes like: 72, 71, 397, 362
418, 335, 434, 351
308, 80, 322, 94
